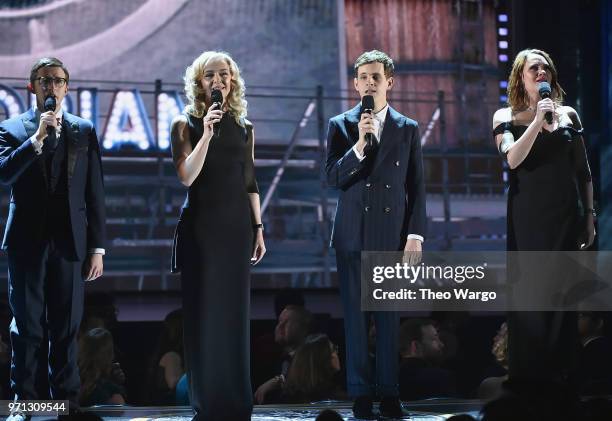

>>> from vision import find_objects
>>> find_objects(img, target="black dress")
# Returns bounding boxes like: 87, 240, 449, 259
503, 123, 588, 251
172, 112, 258, 420
495, 121, 591, 383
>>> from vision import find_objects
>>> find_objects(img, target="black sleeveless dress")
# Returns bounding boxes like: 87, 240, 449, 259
495, 121, 591, 383
172, 112, 258, 420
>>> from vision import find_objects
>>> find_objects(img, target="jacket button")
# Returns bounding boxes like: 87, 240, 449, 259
395, 161, 400, 166
385, 184, 391, 189
365, 183, 371, 188
384, 207, 391, 213
365, 206, 371, 212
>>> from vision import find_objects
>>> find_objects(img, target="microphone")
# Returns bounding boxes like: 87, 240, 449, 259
211, 89, 223, 137
361, 95, 375, 149
537, 82, 553, 125
44, 95, 57, 136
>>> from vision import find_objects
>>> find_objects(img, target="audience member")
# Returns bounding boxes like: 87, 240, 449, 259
147, 309, 184, 405
282, 334, 344, 403
78, 328, 126, 406
577, 312, 612, 395
253, 305, 312, 403
398, 318, 456, 400
478, 322, 509, 400
251, 290, 305, 389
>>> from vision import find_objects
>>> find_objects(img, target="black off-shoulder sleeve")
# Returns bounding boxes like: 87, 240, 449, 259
493, 121, 513, 137
244, 122, 259, 194
570, 128, 592, 183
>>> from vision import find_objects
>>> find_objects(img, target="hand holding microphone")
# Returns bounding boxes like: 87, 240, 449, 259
358, 95, 376, 155
202, 89, 223, 142
537, 82, 554, 125
211, 88, 223, 138
35, 95, 58, 142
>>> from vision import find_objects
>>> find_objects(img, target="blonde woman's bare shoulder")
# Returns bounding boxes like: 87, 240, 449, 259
171, 114, 188, 128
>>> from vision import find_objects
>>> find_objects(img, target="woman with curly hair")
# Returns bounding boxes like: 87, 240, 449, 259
170, 51, 265, 420
282, 334, 344, 403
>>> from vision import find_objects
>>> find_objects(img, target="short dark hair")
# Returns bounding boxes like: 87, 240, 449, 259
399, 318, 435, 353
354, 50, 394, 78
29, 57, 70, 83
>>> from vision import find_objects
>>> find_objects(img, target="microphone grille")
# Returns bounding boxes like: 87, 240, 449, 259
361, 95, 374, 112
211, 89, 223, 104
44, 95, 57, 112
538, 81, 552, 97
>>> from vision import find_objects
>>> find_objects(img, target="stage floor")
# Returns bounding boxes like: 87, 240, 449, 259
24, 400, 483, 420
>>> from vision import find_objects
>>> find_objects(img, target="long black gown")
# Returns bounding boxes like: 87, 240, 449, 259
172, 112, 258, 420
495, 121, 591, 384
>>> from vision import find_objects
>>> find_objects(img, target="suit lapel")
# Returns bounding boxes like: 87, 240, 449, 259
63, 113, 79, 184
372, 106, 401, 173
343, 104, 361, 146
21, 108, 38, 140
21, 109, 49, 188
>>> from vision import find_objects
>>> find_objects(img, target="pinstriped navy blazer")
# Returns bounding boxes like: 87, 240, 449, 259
325, 104, 426, 252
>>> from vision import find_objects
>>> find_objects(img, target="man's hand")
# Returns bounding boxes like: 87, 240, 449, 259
35, 111, 58, 142
83, 253, 103, 281
254, 376, 282, 404
402, 238, 422, 266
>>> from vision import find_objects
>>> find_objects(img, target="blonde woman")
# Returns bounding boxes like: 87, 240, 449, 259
170, 51, 265, 420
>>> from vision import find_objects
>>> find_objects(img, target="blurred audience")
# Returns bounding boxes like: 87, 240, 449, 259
478, 322, 509, 400
78, 327, 126, 406
577, 311, 612, 395
282, 333, 344, 403
398, 318, 456, 400
253, 304, 312, 403
147, 309, 184, 405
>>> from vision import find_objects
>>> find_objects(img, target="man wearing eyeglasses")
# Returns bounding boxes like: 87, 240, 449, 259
0, 57, 105, 420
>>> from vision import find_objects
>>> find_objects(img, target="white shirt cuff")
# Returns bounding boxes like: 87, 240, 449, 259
29, 137, 43, 155
407, 234, 424, 243
89, 248, 105, 255
352, 144, 365, 162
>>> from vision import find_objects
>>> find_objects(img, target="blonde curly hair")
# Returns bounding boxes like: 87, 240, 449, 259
183, 51, 247, 126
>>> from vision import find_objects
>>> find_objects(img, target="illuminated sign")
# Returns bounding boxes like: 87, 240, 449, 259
0, 86, 184, 151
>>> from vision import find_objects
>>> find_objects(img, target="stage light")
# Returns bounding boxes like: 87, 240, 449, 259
157, 91, 184, 150
498, 27, 508, 36
498, 14, 508, 22
102, 89, 153, 150
498, 41, 508, 49
499, 54, 508, 62
0, 84, 25, 118
499, 81, 508, 89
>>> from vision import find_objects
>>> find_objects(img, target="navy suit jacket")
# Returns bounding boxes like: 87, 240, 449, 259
326, 104, 426, 251
0, 109, 106, 261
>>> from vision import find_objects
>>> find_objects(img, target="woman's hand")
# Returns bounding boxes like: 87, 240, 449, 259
579, 214, 596, 250
535, 98, 555, 125
202, 102, 223, 142
251, 229, 266, 265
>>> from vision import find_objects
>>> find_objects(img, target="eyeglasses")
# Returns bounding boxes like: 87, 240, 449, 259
331, 344, 339, 354
35, 77, 67, 88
